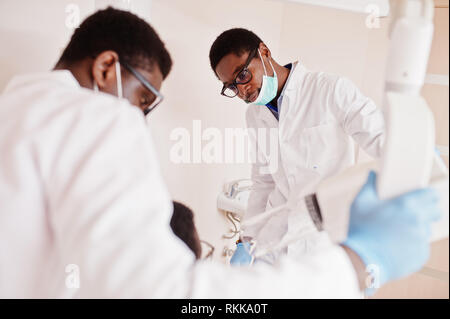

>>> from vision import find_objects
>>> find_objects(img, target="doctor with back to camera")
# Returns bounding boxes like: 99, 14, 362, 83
0, 8, 440, 298
209, 28, 385, 261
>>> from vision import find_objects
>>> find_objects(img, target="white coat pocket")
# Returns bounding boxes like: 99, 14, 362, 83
300, 123, 353, 177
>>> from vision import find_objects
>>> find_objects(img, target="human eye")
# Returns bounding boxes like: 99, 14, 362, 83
140, 95, 151, 107
236, 69, 250, 83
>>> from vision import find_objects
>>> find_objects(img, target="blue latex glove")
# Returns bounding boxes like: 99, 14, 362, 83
344, 171, 441, 288
230, 242, 253, 266
435, 147, 441, 156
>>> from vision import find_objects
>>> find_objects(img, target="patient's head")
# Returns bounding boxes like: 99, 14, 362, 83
170, 201, 202, 260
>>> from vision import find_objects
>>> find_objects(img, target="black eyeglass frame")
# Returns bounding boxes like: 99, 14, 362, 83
220, 49, 257, 98
121, 61, 164, 116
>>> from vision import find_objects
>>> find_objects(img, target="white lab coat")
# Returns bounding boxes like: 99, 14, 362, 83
0, 71, 361, 298
245, 61, 385, 256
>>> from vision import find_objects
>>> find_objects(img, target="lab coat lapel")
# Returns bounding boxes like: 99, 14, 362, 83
256, 104, 279, 129
253, 99, 292, 201
278, 61, 302, 131
277, 61, 305, 199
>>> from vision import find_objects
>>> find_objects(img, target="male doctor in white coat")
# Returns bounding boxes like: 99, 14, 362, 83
209, 28, 385, 260
0, 8, 440, 298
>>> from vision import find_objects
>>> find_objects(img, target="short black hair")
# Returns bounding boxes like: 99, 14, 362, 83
170, 201, 202, 259
209, 28, 262, 75
57, 7, 172, 79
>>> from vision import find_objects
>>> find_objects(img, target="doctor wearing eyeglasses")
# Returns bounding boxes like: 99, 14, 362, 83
0, 8, 440, 299
209, 28, 386, 261
58, 50, 165, 116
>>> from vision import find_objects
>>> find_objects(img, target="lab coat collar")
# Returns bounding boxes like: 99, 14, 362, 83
283, 61, 303, 93
4, 70, 81, 93
256, 102, 279, 128
255, 61, 302, 128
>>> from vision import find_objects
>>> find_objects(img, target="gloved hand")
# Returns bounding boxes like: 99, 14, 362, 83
344, 171, 441, 288
435, 147, 441, 156
230, 242, 253, 266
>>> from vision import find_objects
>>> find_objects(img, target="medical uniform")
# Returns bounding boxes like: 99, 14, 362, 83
0, 71, 361, 298
245, 61, 385, 258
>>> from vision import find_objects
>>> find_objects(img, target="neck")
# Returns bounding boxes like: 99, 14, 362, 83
54, 59, 94, 89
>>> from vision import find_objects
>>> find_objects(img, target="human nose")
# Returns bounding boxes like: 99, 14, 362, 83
237, 83, 251, 99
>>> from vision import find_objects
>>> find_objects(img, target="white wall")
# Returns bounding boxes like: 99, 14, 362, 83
0, 0, 153, 89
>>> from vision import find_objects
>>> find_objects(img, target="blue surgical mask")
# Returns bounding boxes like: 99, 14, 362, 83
252, 50, 278, 106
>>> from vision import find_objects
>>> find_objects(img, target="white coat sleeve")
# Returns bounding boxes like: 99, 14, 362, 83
333, 77, 385, 158
48, 102, 361, 298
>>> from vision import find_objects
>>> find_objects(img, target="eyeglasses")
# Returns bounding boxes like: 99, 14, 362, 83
121, 61, 164, 116
221, 49, 257, 98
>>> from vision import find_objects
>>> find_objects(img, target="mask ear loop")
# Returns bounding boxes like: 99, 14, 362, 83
92, 62, 122, 97
258, 49, 277, 78
115, 61, 123, 99
257, 49, 268, 76
268, 59, 277, 78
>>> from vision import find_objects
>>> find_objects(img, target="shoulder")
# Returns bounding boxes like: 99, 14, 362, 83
58, 90, 150, 152
29, 84, 148, 152
306, 72, 359, 102
333, 76, 358, 94
76, 89, 146, 127
46, 86, 147, 136
1, 73, 146, 133
304, 70, 343, 92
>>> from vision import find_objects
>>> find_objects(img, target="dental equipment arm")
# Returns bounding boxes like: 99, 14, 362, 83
239, 0, 448, 247
313, 0, 449, 243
